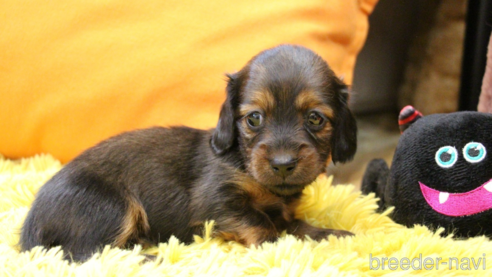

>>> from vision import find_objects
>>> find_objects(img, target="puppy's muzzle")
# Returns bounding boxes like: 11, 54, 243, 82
270, 153, 297, 178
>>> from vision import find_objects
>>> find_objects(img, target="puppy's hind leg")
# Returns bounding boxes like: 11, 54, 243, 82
69, 194, 150, 261
112, 194, 150, 249
20, 174, 149, 262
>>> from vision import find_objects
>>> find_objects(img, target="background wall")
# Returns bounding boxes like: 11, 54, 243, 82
351, 0, 466, 115
333, 0, 468, 188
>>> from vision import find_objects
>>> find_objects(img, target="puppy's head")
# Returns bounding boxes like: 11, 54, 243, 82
211, 45, 357, 195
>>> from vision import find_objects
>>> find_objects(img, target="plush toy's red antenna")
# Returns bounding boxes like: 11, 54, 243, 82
398, 105, 423, 133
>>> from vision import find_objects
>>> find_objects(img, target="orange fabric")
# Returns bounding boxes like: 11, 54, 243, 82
0, 0, 378, 163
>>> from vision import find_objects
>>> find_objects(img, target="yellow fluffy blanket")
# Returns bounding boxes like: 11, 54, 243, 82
1, 155, 491, 276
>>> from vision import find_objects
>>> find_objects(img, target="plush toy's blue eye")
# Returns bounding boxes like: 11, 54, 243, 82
463, 142, 486, 163
435, 146, 458, 168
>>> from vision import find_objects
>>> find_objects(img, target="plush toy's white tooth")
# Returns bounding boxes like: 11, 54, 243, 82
439, 192, 449, 204
484, 181, 492, 192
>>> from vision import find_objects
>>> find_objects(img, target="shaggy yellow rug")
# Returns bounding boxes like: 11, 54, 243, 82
1, 155, 491, 276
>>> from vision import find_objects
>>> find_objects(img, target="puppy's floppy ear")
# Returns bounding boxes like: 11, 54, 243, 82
211, 73, 241, 155
330, 82, 357, 164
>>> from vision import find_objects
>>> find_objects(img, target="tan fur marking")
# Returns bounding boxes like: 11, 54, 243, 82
285, 198, 300, 222
113, 196, 150, 247
325, 155, 333, 166
295, 90, 335, 119
239, 104, 259, 117
238, 117, 258, 139
216, 223, 276, 246
238, 225, 275, 246
214, 176, 281, 245
216, 231, 241, 242
315, 122, 333, 138
239, 90, 275, 116
232, 174, 282, 208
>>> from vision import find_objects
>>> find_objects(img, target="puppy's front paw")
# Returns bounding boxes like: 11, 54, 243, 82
246, 226, 279, 246
287, 219, 354, 241
217, 225, 279, 246
305, 228, 353, 241
320, 229, 354, 239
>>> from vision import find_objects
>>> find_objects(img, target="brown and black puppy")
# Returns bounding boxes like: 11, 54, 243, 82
20, 45, 357, 261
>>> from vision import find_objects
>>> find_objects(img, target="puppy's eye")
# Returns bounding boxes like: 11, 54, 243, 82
308, 112, 324, 127
246, 112, 263, 128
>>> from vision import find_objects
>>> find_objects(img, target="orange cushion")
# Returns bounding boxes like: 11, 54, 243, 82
0, 0, 378, 163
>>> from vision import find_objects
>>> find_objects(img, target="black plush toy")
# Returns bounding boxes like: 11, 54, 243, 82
362, 106, 492, 237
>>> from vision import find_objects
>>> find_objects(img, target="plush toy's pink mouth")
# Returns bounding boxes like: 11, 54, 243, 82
419, 180, 492, 217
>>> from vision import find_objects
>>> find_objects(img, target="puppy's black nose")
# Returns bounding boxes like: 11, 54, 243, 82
270, 155, 297, 178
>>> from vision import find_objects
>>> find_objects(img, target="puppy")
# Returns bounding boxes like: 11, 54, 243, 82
20, 45, 357, 261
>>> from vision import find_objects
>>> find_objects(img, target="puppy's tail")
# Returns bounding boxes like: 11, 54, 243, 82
361, 159, 390, 212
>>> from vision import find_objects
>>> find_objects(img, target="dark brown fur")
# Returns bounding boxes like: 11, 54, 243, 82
20, 45, 357, 261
